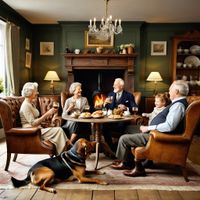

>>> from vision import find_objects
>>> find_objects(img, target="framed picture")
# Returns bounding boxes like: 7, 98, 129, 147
151, 41, 167, 56
25, 52, 32, 68
25, 38, 30, 50
84, 31, 114, 48
40, 42, 54, 56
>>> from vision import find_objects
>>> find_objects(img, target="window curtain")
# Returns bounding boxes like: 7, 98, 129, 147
5, 22, 14, 95
4, 22, 19, 96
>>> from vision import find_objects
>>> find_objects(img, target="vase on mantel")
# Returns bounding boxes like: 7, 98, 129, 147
127, 46, 134, 54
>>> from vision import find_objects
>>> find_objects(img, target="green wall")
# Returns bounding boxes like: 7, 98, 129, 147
1, 0, 200, 97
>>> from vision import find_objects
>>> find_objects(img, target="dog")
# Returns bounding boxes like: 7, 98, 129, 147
11, 138, 108, 193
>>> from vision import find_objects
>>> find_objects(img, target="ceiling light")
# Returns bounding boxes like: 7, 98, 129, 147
88, 0, 122, 39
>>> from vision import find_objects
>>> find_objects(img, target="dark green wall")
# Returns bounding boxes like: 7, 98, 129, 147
32, 22, 200, 96
1, 0, 200, 97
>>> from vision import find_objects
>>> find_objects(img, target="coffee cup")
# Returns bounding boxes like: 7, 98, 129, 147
74, 49, 80, 54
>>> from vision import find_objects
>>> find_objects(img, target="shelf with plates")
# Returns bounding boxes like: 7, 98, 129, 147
171, 30, 200, 95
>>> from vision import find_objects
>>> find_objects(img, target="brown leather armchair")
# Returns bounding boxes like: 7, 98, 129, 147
0, 97, 56, 171
132, 100, 200, 181
38, 95, 62, 127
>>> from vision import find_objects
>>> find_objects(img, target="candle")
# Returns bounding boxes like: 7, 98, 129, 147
119, 19, 121, 25
115, 19, 117, 26
89, 19, 92, 26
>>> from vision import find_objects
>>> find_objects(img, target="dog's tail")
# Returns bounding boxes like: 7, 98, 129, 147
11, 175, 31, 188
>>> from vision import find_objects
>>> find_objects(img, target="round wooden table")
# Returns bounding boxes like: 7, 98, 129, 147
62, 114, 137, 169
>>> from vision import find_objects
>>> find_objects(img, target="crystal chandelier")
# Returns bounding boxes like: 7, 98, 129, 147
88, 0, 122, 39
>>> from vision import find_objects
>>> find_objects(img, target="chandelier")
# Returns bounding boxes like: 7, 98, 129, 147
88, 0, 122, 39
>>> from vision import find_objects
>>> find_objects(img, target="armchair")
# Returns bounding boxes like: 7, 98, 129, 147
38, 95, 62, 127
132, 100, 200, 181
0, 97, 56, 171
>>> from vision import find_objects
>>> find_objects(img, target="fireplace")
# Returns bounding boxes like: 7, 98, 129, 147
64, 53, 137, 108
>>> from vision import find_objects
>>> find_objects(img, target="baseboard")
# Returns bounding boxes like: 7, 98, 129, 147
0, 128, 5, 139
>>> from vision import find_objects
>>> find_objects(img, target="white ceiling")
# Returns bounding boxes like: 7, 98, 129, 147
2, 0, 200, 24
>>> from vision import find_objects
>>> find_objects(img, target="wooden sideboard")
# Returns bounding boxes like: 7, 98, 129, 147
64, 53, 137, 91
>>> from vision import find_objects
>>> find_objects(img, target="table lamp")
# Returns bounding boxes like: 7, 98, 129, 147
146, 71, 163, 95
44, 70, 60, 94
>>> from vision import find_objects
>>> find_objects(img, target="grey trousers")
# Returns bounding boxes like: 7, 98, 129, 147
116, 132, 150, 162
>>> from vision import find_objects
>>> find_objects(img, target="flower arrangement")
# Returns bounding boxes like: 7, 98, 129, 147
120, 43, 135, 50
0, 79, 4, 93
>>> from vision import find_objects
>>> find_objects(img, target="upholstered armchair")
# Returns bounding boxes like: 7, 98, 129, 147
38, 95, 62, 127
0, 97, 56, 171
132, 100, 200, 181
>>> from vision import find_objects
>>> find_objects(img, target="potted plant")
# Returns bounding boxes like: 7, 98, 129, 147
0, 79, 4, 93
119, 43, 135, 54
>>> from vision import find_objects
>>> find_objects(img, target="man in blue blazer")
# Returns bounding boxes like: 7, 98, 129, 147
103, 78, 138, 152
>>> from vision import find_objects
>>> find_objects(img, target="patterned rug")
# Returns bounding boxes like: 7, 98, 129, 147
0, 153, 200, 191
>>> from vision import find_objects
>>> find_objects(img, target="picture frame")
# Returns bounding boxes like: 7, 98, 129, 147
40, 42, 54, 56
151, 41, 167, 56
84, 31, 114, 48
25, 38, 30, 50
25, 52, 32, 68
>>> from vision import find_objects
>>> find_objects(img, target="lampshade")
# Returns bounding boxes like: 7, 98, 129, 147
44, 71, 60, 81
146, 72, 163, 82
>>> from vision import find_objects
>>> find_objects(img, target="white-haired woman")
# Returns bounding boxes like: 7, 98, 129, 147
20, 82, 69, 155
62, 82, 91, 144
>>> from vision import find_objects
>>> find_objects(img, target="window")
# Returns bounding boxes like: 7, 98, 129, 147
0, 20, 6, 96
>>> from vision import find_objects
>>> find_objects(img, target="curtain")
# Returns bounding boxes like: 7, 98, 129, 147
5, 22, 15, 95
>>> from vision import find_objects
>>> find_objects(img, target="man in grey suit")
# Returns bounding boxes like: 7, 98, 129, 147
111, 80, 189, 177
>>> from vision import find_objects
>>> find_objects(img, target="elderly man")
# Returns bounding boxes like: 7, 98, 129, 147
103, 78, 138, 152
111, 80, 189, 177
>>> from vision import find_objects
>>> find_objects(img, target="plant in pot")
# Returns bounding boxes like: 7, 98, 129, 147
0, 79, 4, 94
119, 43, 135, 54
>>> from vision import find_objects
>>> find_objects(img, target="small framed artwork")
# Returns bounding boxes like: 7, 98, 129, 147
40, 42, 54, 56
25, 52, 32, 68
25, 38, 30, 50
84, 31, 114, 48
151, 41, 167, 56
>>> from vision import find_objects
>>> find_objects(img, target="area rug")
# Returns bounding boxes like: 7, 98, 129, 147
0, 152, 200, 191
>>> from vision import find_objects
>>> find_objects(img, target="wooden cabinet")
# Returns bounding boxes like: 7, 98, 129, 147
171, 30, 200, 95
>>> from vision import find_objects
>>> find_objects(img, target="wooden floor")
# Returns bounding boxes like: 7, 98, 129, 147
0, 137, 200, 200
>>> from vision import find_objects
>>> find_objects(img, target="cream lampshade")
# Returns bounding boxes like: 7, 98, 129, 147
146, 71, 163, 95
44, 70, 60, 94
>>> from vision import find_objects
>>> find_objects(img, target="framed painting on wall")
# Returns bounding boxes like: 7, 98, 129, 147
25, 38, 30, 50
40, 42, 54, 56
84, 31, 114, 48
151, 41, 167, 56
25, 52, 32, 68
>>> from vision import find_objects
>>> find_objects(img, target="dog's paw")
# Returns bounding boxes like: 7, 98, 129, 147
99, 181, 108, 185
96, 171, 106, 175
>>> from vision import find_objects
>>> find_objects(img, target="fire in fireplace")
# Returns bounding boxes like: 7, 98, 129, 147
93, 92, 107, 110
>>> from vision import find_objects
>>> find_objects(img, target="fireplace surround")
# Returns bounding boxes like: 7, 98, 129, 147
64, 53, 137, 105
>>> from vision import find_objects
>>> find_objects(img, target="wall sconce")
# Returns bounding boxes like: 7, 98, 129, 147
146, 71, 163, 95
44, 70, 60, 94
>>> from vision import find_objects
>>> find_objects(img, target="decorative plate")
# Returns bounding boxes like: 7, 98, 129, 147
184, 56, 200, 67
190, 45, 200, 54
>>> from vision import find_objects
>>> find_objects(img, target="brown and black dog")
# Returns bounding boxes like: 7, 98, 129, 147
11, 138, 107, 193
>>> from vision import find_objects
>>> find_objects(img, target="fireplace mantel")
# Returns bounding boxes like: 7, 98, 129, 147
64, 53, 137, 91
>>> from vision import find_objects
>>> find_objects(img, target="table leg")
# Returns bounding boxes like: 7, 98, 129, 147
93, 123, 115, 170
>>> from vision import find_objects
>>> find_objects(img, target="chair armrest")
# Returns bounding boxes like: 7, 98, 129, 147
130, 115, 143, 125
6, 127, 41, 136
150, 130, 190, 143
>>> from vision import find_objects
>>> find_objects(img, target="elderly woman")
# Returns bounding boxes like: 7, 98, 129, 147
62, 82, 91, 144
20, 82, 69, 155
